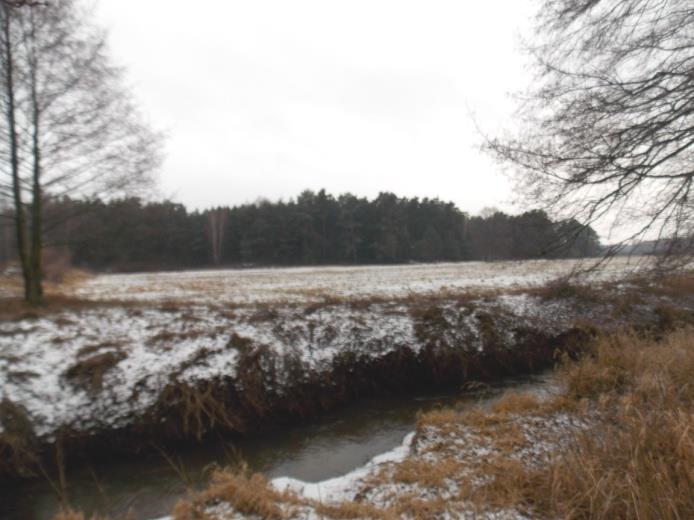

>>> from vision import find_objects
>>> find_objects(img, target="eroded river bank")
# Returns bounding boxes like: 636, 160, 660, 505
1, 375, 552, 519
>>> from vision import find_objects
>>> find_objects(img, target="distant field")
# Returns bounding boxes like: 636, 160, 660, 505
66, 257, 648, 305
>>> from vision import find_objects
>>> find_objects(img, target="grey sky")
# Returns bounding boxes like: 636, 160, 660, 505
94, 0, 535, 215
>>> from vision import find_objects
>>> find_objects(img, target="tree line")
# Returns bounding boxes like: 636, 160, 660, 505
2, 190, 601, 273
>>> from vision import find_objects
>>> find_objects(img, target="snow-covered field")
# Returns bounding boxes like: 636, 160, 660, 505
67, 257, 647, 305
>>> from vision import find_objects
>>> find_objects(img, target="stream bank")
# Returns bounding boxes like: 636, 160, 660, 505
1, 375, 551, 520
172, 325, 694, 519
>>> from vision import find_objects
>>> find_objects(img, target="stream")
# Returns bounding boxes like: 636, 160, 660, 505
0, 374, 553, 520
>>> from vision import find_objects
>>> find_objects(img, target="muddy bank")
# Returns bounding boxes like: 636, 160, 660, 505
1, 279, 692, 482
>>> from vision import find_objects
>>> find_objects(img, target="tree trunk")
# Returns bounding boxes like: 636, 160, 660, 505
1, 5, 33, 302
27, 7, 42, 305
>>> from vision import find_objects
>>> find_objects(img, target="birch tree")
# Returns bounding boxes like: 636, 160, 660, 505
0, 0, 162, 303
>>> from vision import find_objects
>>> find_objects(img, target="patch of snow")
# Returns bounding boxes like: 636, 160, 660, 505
272, 432, 415, 503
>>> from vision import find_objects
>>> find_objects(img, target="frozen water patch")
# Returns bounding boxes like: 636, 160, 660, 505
272, 432, 415, 503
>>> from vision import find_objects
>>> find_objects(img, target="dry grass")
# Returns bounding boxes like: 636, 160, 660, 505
530, 278, 603, 303
391, 496, 451, 519
0, 294, 143, 322
314, 500, 395, 520
539, 409, 694, 519
489, 391, 543, 414
155, 381, 243, 440
387, 327, 694, 519
52, 510, 88, 520
628, 270, 694, 300
457, 327, 694, 518
415, 408, 459, 428
0, 399, 39, 478
172, 469, 294, 519
75, 342, 123, 359
0, 265, 91, 296
18, 272, 694, 519
526, 270, 694, 327
528, 328, 694, 519
393, 457, 464, 488
0, 273, 22, 295
51, 508, 115, 520
46, 268, 92, 289
64, 351, 126, 392
146, 329, 207, 346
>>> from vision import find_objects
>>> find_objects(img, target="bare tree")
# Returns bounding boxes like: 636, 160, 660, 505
0, 0, 162, 303
486, 0, 694, 264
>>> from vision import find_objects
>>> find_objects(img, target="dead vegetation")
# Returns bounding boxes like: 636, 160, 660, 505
51, 508, 117, 520
0, 399, 40, 478
146, 329, 206, 346
0, 265, 91, 298
0, 295, 142, 322
530, 328, 694, 519
172, 469, 296, 520
530, 277, 604, 303
64, 351, 126, 392
405, 327, 694, 519
154, 380, 243, 439
51, 510, 95, 520
75, 342, 124, 359
628, 270, 694, 301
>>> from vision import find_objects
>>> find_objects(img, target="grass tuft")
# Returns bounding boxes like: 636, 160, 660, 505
0, 398, 40, 478
172, 469, 292, 519
64, 351, 126, 392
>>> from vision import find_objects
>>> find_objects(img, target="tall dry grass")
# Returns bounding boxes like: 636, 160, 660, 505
172, 469, 295, 520
529, 329, 694, 519
407, 327, 694, 519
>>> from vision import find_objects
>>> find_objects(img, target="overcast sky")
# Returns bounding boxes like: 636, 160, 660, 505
94, 0, 536, 215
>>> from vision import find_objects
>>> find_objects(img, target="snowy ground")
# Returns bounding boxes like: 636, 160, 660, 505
67, 257, 647, 305
0, 257, 659, 444
0, 293, 572, 441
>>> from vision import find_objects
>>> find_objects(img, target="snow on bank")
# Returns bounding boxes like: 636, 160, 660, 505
0, 258, 670, 456
0, 282, 593, 445
0, 302, 419, 438
1, 290, 571, 441
149, 430, 513, 520
5, 262, 670, 444
271, 432, 416, 503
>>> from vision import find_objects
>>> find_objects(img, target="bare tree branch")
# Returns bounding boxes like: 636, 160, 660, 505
0, 0, 163, 303
486, 0, 694, 269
